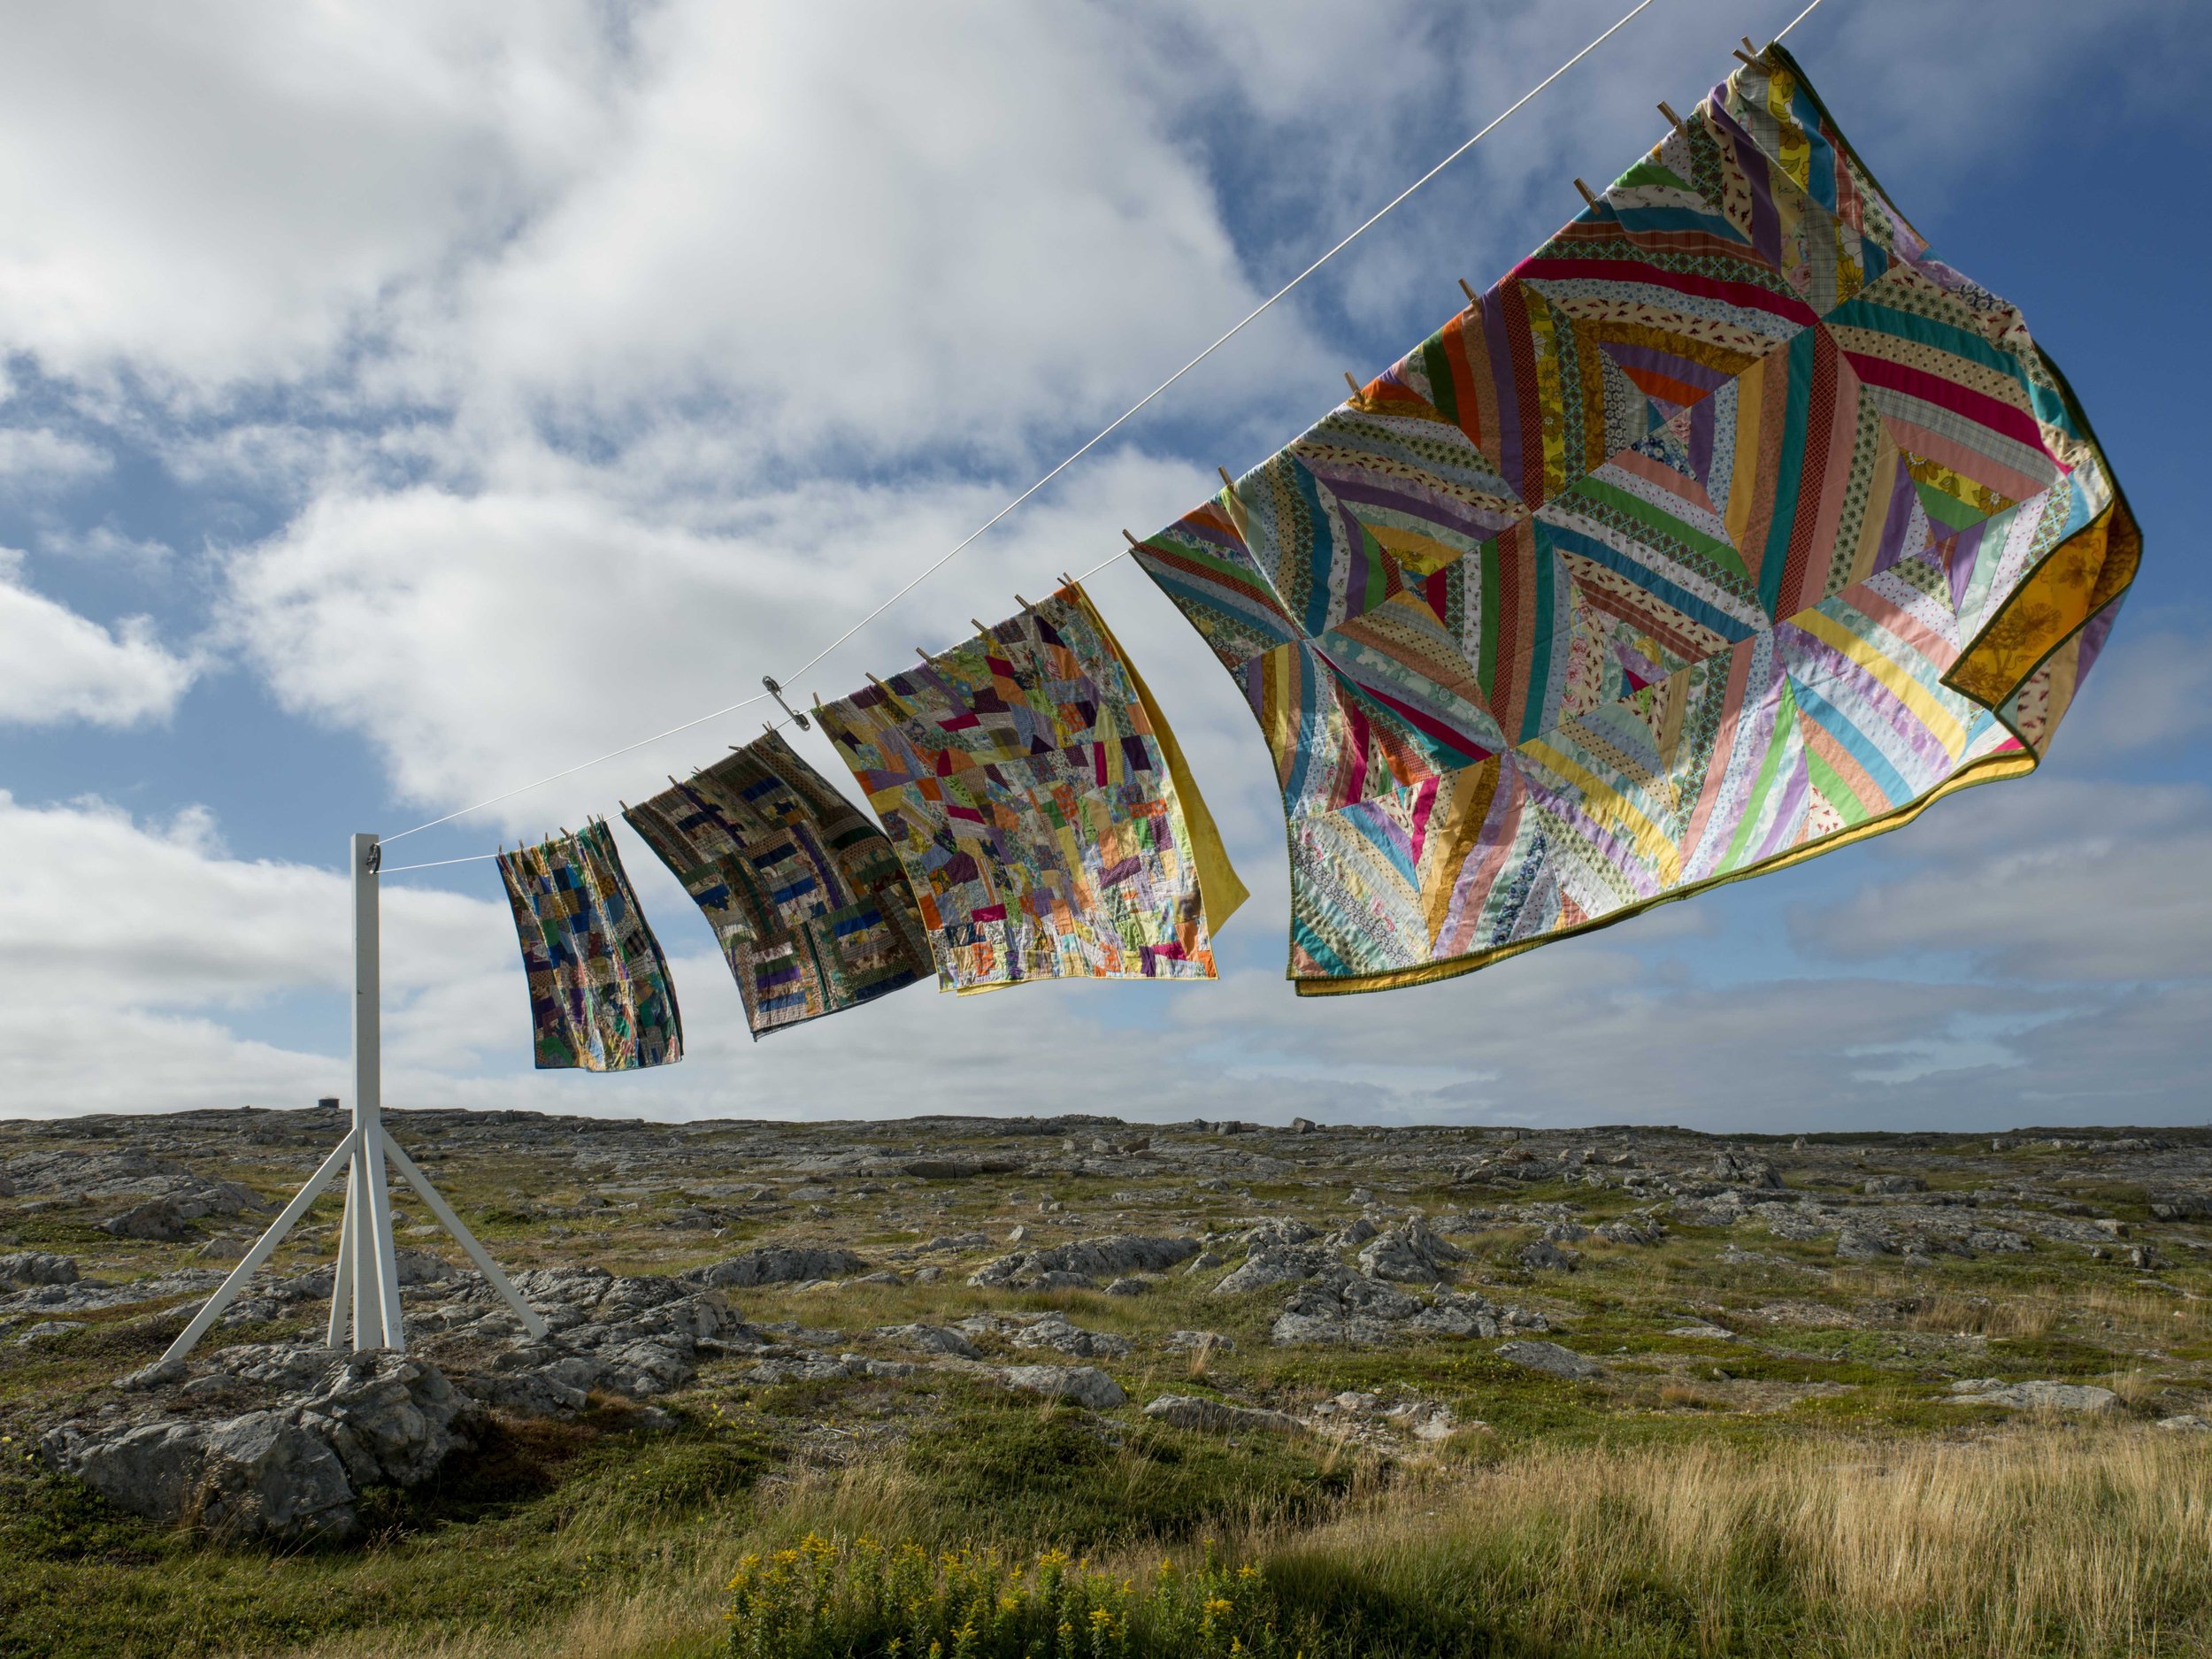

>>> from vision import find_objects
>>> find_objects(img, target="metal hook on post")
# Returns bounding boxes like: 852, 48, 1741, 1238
762, 674, 810, 732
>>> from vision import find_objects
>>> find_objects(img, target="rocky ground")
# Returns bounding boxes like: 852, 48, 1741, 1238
4, 1107, 2209, 1555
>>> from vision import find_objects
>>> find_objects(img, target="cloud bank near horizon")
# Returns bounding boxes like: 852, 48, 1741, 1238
0, 0, 2203, 1129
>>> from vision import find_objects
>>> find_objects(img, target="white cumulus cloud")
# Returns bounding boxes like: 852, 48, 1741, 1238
0, 549, 196, 726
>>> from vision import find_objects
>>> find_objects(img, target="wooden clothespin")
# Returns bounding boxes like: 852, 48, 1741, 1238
1458, 277, 1478, 308
1217, 465, 1236, 490
1059, 571, 1078, 590
1574, 178, 1599, 209
1658, 100, 1685, 135
1732, 39, 1762, 69
1012, 594, 1033, 613
971, 618, 991, 637
914, 646, 933, 664
1343, 371, 1363, 398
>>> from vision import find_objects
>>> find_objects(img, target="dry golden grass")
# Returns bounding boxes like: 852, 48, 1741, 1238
282, 1427, 2212, 1659
1265, 1428, 2212, 1658
2107, 1366, 2167, 1408
1902, 1290, 2063, 1339
2083, 1283, 2212, 1336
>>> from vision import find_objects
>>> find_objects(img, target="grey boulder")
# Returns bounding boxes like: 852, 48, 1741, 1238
1517, 1239, 1579, 1272
0, 1250, 79, 1287
874, 1323, 982, 1360
902, 1158, 1024, 1179
1214, 1244, 1333, 1296
1496, 1340, 1604, 1380
1357, 1217, 1466, 1284
1271, 1268, 1424, 1345
1835, 1227, 1893, 1261
293, 1351, 479, 1487
1945, 1379, 2117, 1413
681, 1247, 870, 1288
100, 1197, 198, 1241
45, 1412, 356, 1543
957, 1311, 1132, 1360
968, 1235, 1199, 1289
995, 1364, 1125, 1410
1143, 1394, 1301, 1434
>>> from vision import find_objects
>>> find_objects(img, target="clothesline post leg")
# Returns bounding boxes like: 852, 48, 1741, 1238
126, 832, 537, 1381
326, 1134, 357, 1348
152, 1133, 354, 1370
348, 1146, 377, 1348
382, 1133, 548, 1340
350, 831, 407, 1352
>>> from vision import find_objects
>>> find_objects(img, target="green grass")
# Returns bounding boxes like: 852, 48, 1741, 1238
1986, 1336, 2128, 1377
0, 1409, 772, 1659
900, 1386, 1361, 1548
726, 1536, 1298, 1659
708, 1431, 2212, 1659
6, 1115, 2208, 1659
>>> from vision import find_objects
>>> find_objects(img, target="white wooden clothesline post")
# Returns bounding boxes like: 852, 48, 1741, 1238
152, 834, 546, 1373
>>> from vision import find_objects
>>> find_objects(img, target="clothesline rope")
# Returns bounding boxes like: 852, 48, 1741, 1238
377, 0, 1748, 861
1776, 0, 1831, 39
379, 852, 503, 874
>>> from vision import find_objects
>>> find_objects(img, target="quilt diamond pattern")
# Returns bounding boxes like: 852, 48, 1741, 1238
1131, 43, 2139, 995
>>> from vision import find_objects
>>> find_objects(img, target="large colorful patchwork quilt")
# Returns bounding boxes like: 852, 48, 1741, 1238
819, 580, 1247, 991
1131, 42, 2138, 995
496, 820, 684, 1068
623, 729, 932, 1039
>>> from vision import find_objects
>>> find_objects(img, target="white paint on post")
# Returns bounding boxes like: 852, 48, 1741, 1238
347, 1149, 380, 1348
350, 831, 407, 1352
326, 1137, 357, 1349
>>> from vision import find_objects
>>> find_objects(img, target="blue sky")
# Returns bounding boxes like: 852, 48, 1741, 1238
2, 0, 2205, 1129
